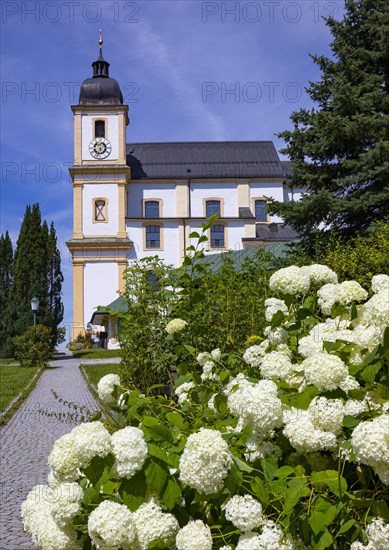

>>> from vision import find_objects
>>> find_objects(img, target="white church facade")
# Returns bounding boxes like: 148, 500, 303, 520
67, 37, 303, 339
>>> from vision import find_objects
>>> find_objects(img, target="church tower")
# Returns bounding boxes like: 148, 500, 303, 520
67, 32, 132, 339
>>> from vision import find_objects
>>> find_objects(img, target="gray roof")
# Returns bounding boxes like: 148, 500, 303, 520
126, 141, 286, 179
254, 223, 299, 242
281, 160, 293, 177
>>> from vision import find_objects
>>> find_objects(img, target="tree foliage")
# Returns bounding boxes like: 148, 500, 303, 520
1, 203, 64, 356
269, 0, 389, 237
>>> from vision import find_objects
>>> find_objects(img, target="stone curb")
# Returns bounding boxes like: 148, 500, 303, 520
0, 368, 44, 420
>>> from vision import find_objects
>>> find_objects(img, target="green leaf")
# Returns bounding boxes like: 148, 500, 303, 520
162, 477, 182, 509
198, 235, 208, 243
145, 459, 169, 495
233, 455, 254, 473
281, 386, 319, 409
250, 476, 269, 504
309, 511, 328, 536
296, 308, 313, 321
372, 500, 389, 522
166, 412, 184, 427
261, 455, 278, 481
274, 465, 295, 479
83, 454, 115, 486
343, 415, 360, 428
189, 231, 200, 239
360, 363, 381, 384
147, 424, 173, 443
338, 519, 356, 535
317, 529, 334, 549
119, 470, 147, 511
271, 310, 286, 328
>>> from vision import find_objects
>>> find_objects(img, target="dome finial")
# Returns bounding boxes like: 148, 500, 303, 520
99, 29, 103, 48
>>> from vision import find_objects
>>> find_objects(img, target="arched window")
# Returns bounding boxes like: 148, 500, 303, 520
95, 120, 105, 138
145, 225, 160, 248
255, 199, 268, 222
206, 200, 221, 217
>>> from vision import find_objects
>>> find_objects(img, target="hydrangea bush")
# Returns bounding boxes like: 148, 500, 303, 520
22, 266, 389, 549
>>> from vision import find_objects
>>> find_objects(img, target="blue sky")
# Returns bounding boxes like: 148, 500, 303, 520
0, 0, 344, 338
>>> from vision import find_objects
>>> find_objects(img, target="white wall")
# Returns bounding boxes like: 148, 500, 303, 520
250, 181, 284, 223
84, 262, 119, 322
127, 183, 176, 218
83, 183, 119, 235
283, 187, 307, 203
190, 182, 237, 217
189, 220, 246, 254
81, 114, 119, 161
126, 221, 180, 266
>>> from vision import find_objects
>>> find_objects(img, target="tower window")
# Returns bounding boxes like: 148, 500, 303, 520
210, 224, 225, 248
206, 200, 221, 218
94, 199, 107, 222
95, 120, 105, 138
145, 225, 161, 249
144, 201, 160, 218
255, 200, 268, 222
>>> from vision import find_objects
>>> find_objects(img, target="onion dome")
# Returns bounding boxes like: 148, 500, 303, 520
79, 31, 123, 105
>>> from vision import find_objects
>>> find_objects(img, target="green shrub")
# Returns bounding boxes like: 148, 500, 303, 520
13, 324, 54, 367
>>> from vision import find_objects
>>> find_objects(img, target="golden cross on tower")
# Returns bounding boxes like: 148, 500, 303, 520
99, 29, 103, 47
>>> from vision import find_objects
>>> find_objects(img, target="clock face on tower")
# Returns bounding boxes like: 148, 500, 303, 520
89, 137, 112, 159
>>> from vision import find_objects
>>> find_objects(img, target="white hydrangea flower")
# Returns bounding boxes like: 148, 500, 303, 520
264, 298, 288, 322
176, 520, 212, 550
298, 317, 351, 358
201, 360, 216, 381
236, 520, 298, 550
165, 318, 188, 334
244, 437, 282, 463
350, 518, 389, 550
175, 381, 195, 404
371, 274, 389, 295
259, 350, 294, 381
243, 342, 269, 367
344, 399, 367, 417
179, 428, 232, 494
48, 422, 112, 482
227, 378, 283, 435
264, 326, 288, 345
308, 397, 344, 433
88, 500, 136, 550
112, 426, 148, 479
339, 375, 360, 393
317, 281, 368, 315
211, 348, 221, 360
283, 409, 337, 453
300, 264, 338, 286
301, 352, 348, 391
21, 485, 81, 550
269, 266, 311, 295
223, 495, 263, 531
97, 373, 121, 404
133, 500, 179, 550
50, 482, 84, 527
351, 414, 389, 484
357, 290, 389, 327
196, 352, 212, 365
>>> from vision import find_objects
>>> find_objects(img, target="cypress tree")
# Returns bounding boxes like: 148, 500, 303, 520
269, 0, 389, 238
8, 204, 64, 340
0, 231, 14, 356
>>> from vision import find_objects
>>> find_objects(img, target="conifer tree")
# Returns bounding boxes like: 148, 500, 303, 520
7, 204, 64, 341
269, 0, 389, 238
0, 231, 14, 356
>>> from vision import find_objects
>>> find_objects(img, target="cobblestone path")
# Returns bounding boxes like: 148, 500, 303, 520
0, 351, 99, 549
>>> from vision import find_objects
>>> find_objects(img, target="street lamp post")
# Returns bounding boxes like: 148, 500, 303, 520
31, 296, 39, 327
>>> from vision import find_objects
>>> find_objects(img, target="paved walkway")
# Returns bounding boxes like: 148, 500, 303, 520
0, 351, 99, 549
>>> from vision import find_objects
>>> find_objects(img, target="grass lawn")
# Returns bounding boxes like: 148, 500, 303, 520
0, 365, 40, 414
72, 349, 122, 359
81, 363, 121, 387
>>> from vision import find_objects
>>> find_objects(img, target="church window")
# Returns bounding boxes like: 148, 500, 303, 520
145, 225, 161, 249
254, 199, 268, 222
205, 200, 221, 217
144, 200, 160, 218
94, 120, 105, 138
210, 224, 225, 248
94, 199, 107, 222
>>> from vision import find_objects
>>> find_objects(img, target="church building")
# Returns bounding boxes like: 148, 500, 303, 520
67, 36, 303, 339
